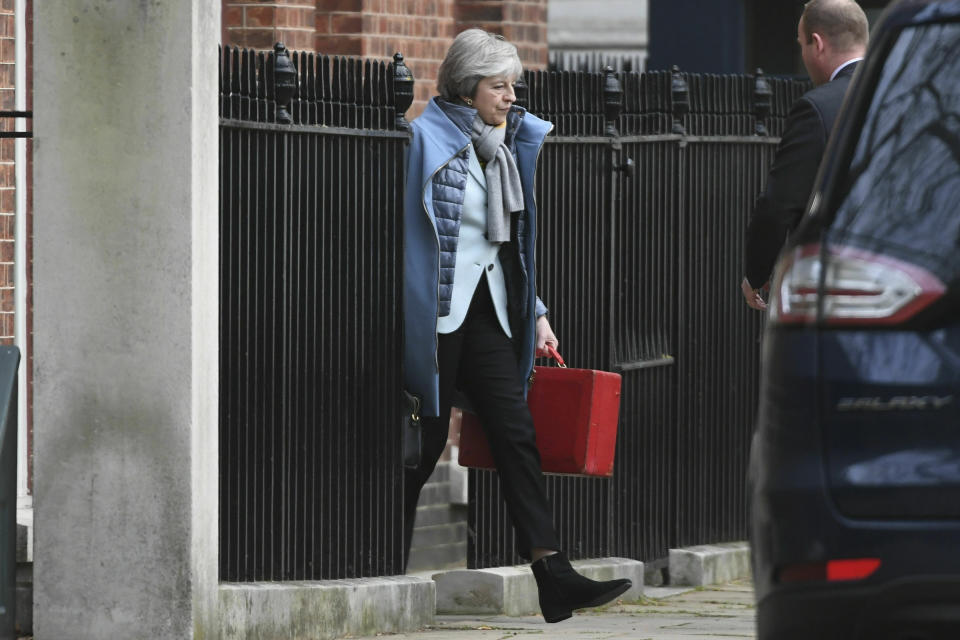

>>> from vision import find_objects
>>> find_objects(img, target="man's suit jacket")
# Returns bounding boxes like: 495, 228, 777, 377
744, 62, 859, 288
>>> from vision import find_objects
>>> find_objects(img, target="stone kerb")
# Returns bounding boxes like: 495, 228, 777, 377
217, 576, 436, 640
668, 542, 751, 586
433, 557, 644, 616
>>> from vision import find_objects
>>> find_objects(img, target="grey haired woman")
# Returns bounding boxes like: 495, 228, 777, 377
401, 29, 631, 623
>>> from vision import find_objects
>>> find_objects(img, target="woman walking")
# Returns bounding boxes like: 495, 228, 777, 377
402, 29, 631, 623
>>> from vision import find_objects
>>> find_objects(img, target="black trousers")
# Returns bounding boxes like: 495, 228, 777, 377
404, 276, 560, 567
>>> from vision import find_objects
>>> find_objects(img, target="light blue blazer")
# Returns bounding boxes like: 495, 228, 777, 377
436, 148, 512, 337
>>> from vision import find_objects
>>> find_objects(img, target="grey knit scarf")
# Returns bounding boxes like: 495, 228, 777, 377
471, 117, 524, 243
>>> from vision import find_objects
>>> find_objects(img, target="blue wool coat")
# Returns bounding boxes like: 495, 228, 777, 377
403, 98, 553, 417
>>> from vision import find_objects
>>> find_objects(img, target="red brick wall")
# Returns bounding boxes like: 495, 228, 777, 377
222, 0, 547, 118
223, 1, 317, 51
0, 0, 32, 492
455, 1, 547, 70
0, 0, 15, 345
324, 0, 458, 114
314, 0, 366, 57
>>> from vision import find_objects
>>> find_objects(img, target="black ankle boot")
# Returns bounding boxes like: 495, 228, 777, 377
530, 552, 632, 623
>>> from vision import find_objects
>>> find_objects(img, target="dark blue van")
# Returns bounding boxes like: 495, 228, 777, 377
749, 1, 960, 638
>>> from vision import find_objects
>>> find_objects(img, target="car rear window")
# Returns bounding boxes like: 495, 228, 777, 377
829, 22, 960, 281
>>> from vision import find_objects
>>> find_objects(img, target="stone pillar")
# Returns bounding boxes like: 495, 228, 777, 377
32, 2, 219, 638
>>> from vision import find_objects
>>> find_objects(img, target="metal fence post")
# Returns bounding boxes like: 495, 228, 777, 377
0, 346, 20, 640
603, 67, 626, 550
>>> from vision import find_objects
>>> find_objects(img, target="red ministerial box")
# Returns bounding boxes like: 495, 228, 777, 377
458, 366, 622, 477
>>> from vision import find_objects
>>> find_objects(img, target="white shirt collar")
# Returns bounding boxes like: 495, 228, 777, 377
830, 57, 863, 82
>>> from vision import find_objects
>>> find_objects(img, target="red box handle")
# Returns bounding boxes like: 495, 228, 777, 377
539, 344, 567, 368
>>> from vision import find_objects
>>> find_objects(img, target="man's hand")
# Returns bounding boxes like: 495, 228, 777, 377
741, 277, 767, 311
535, 315, 558, 356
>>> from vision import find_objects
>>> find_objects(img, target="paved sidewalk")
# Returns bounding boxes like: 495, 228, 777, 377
362, 580, 756, 639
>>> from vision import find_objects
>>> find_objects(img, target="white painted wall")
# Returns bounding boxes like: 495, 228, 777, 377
13, 0, 28, 514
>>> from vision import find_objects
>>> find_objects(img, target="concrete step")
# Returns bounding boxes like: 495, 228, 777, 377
16, 522, 29, 563
414, 503, 467, 528
426, 463, 451, 484
668, 541, 750, 586
433, 557, 645, 616
218, 576, 435, 639
15, 510, 33, 635
406, 541, 467, 573
410, 522, 468, 549
407, 461, 467, 572
16, 562, 32, 636
417, 481, 451, 508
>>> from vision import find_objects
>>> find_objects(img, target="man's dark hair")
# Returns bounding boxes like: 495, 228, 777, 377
802, 0, 869, 51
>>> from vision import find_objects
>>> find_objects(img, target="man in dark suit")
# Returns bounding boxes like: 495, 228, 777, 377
742, 0, 868, 309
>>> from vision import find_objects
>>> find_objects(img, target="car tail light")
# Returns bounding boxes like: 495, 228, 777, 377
827, 558, 882, 582
769, 243, 946, 326
777, 558, 881, 583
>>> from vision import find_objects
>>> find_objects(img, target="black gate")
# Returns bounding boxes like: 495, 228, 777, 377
218, 45, 412, 581
218, 43, 809, 580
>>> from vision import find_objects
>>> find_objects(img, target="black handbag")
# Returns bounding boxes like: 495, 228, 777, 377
402, 390, 422, 470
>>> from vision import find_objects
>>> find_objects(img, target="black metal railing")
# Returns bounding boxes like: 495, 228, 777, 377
219, 42, 811, 579
549, 50, 646, 73
218, 44, 412, 581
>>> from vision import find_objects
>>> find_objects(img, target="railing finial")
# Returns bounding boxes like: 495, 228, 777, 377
273, 43, 297, 124
753, 67, 772, 137
392, 52, 414, 131
603, 66, 623, 137
671, 65, 689, 136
